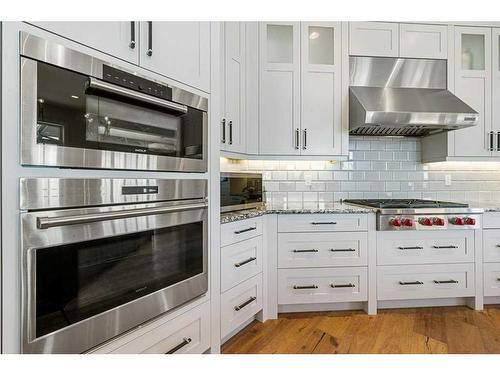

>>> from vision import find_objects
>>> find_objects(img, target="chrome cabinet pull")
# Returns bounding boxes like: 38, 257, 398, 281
146, 21, 153, 56
397, 246, 423, 250
295, 128, 300, 149
311, 221, 337, 225
330, 248, 356, 252
234, 257, 257, 268
293, 285, 318, 290
433, 280, 459, 284
489, 131, 494, 151
234, 296, 256, 311
165, 337, 192, 354
129, 22, 136, 49
87, 78, 188, 113
234, 226, 257, 235
432, 245, 458, 249
330, 283, 355, 288
228, 121, 233, 145
399, 281, 424, 285
302, 128, 307, 150
221, 119, 226, 143
36, 200, 207, 229
292, 249, 318, 253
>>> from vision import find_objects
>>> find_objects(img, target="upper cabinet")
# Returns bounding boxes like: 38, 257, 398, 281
399, 24, 448, 59
139, 22, 211, 92
492, 29, 500, 151
349, 22, 399, 57
30, 22, 140, 64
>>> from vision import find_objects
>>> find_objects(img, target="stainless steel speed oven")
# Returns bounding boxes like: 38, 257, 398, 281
20, 178, 208, 353
20, 32, 207, 172
220, 172, 263, 212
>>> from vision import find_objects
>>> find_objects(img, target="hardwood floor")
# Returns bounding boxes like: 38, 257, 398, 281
221, 305, 500, 354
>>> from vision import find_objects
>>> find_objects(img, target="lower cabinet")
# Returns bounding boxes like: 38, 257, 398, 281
483, 222, 500, 298
483, 263, 500, 296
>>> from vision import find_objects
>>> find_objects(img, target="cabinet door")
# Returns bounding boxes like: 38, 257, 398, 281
400, 23, 447, 59
245, 22, 260, 155
349, 22, 399, 57
139, 22, 210, 92
259, 22, 301, 155
222, 22, 246, 153
453, 27, 492, 157
492, 28, 500, 153
31, 22, 139, 64
300, 22, 342, 156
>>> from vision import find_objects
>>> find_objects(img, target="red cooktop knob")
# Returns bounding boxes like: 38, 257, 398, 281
419, 217, 433, 226
451, 217, 465, 225
465, 217, 476, 225
402, 218, 414, 227
390, 218, 402, 227
433, 217, 445, 226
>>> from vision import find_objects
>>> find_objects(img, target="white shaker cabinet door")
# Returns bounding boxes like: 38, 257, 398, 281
492, 28, 500, 153
300, 22, 343, 156
31, 22, 140, 64
139, 22, 210, 92
349, 22, 399, 57
259, 22, 301, 155
453, 26, 492, 157
399, 23, 448, 59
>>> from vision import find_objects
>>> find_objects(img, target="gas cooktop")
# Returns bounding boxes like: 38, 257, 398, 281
342, 199, 469, 209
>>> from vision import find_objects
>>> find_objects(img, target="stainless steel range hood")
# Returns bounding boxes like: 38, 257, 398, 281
349, 57, 478, 137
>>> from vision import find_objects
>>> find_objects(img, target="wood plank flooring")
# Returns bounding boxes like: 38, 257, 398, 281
221, 305, 500, 354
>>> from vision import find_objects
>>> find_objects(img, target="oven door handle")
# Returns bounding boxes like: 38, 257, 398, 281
36, 200, 208, 229
87, 77, 188, 114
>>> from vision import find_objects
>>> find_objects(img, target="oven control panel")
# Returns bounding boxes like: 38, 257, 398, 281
378, 214, 481, 231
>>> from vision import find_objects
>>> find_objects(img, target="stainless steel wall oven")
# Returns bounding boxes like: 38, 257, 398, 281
20, 32, 208, 172
20, 178, 208, 353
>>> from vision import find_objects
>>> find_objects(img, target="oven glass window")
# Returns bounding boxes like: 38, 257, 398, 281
35, 61, 204, 160
34, 222, 204, 338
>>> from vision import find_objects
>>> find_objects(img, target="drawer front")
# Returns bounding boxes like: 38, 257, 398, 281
377, 231, 474, 265
377, 264, 474, 300
221, 274, 263, 338
483, 229, 500, 262
221, 217, 263, 247
278, 232, 368, 268
221, 236, 263, 292
278, 267, 367, 305
482, 212, 500, 229
484, 263, 500, 296
278, 214, 367, 233
105, 301, 210, 354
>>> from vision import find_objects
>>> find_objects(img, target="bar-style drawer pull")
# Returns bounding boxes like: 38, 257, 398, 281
330, 248, 356, 252
330, 283, 355, 288
399, 281, 424, 285
234, 257, 257, 268
432, 245, 458, 249
234, 296, 257, 311
234, 227, 257, 235
397, 246, 423, 250
293, 285, 318, 290
165, 337, 192, 354
311, 222, 337, 225
433, 280, 459, 284
292, 249, 318, 253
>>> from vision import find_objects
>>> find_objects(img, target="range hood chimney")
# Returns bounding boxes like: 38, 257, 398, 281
349, 57, 478, 137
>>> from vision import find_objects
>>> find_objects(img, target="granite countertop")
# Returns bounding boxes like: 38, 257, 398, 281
220, 202, 374, 224
466, 201, 500, 212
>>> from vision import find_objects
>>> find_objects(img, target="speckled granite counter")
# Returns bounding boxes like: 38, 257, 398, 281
220, 202, 374, 224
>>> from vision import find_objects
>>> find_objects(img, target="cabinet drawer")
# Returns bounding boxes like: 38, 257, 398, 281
484, 263, 500, 296
377, 231, 474, 265
278, 232, 368, 268
221, 217, 263, 247
221, 236, 263, 292
221, 274, 263, 338
102, 301, 210, 354
377, 264, 474, 300
483, 229, 500, 262
278, 267, 367, 305
481, 212, 500, 229
278, 214, 367, 233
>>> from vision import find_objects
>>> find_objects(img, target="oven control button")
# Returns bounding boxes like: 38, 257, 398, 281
418, 217, 432, 226
450, 217, 465, 225
402, 218, 414, 227
465, 217, 476, 225
432, 217, 445, 226
390, 218, 402, 227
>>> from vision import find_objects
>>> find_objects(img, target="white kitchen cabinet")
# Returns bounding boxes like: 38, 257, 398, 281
399, 23, 448, 59
349, 22, 399, 57
245, 22, 260, 155
300, 22, 343, 156
259, 22, 301, 155
453, 26, 492, 157
139, 22, 210, 92
492, 28, 500, 152
221, 22, 246, 153
30, 22, 140, 64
